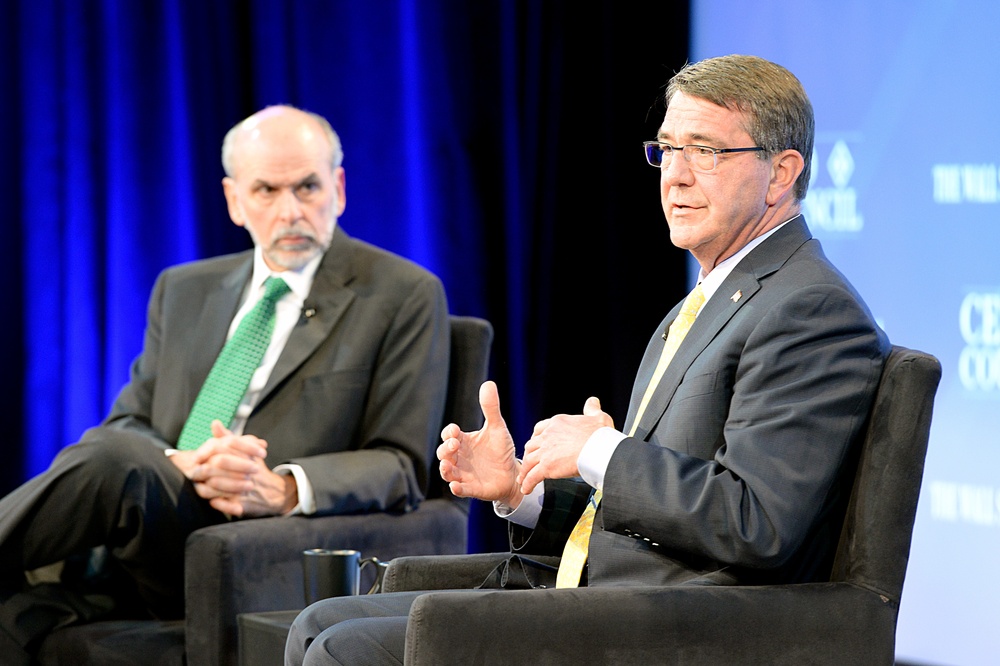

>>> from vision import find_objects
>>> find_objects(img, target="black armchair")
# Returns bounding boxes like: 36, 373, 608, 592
382, 345, 941, 665
38, 315, 494, 666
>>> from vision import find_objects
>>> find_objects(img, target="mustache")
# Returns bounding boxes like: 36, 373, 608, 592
271, 228, 319, 245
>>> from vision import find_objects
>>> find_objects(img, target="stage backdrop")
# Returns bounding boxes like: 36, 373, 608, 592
4, 1, 688, 554
691, 2, 999, 664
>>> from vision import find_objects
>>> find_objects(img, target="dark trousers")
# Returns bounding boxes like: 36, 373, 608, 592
285, 555, 558, 665
0, 427, 225, 660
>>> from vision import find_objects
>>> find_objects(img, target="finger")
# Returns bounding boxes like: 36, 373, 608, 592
192, 480, 223, 500
187, 463, 211, 484
213, 454, 263, 476
436, 439, 457, 462
531, 418, 551, 437
583, 396, 602, 417
519, 469, 540, 497
522, 437, 540, 455
210, 496, 244, 517
516, 453, 538, 487
191, 441, 217, 464
202, 475, 255, 495
479, 381, 503, 426
441, 423, 460, 441
227, 436, 268, 460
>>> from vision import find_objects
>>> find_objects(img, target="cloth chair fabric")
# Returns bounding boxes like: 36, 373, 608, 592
37, 315, 494, 666
381, 345, 941, 666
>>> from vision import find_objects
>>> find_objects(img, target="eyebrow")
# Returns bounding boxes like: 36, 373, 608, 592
656, 130, 721, 145
250, 173, 320, 189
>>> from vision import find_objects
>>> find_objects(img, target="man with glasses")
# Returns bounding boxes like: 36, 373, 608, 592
0, 105, 450, 663
287, 54, 889, 665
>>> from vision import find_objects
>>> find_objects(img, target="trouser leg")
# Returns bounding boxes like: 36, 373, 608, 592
286, 591, 425, 666
286, 589, 486, 666
0, 426, 225, 653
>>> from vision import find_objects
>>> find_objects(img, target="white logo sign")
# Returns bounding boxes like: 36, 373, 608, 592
804, 140, 864, 232
958, 290, 1000, 391
933, 163, 999, 203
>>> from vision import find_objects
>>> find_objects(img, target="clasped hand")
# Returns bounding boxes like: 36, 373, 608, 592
168, 420, 295, 518
438, 381, 613, 509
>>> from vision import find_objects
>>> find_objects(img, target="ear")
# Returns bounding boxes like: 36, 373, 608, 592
766, 150, 805, 205
222, 177, 245, 228
333, 167, 347, 217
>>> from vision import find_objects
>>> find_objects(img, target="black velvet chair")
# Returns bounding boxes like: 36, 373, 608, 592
37, 315, 494, 666
381, 345, 941, 665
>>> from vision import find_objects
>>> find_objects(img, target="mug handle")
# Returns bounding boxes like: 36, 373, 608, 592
360, 557, 388, 594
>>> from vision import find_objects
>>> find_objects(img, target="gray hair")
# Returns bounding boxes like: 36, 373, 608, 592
220, 105, 344, 177
666, 55, 814, 200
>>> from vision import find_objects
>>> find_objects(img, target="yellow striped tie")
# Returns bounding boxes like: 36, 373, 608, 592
555, 283, 706, 588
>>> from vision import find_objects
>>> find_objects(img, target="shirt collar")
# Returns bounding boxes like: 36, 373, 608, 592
250, 244, 324, 302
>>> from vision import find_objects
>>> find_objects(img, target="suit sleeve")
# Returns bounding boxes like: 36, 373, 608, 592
600, 283, 886, 569
290, 273, 450, 515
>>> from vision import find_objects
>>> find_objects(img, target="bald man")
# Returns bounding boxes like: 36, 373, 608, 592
0, 105, 450, 662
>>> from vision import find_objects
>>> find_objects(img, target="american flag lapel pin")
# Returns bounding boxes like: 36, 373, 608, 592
731, 290, 742, 303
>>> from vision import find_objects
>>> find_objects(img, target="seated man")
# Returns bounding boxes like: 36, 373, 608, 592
0, 105, 450, 664
286, 54, 889, 666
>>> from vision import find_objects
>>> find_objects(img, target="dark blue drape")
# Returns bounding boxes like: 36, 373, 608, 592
4, 0, 689, 553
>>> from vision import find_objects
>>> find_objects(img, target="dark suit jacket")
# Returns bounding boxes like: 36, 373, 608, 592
515, 217, 889, 587
102, 228, 450, 515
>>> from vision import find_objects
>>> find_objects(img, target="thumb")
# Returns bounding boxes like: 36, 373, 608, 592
583, 396, 602, 417
479, 380, 504, 426
210, 420, 232, 439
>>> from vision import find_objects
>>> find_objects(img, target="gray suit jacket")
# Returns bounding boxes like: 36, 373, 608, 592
103, 228, 450, 515
516, 217, 889, 587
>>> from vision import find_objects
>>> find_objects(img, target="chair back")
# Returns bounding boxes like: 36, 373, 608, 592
426, 316, 493, 503
829, 345, 941, 603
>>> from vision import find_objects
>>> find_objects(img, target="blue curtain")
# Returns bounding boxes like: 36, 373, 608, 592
4, 0, 689, 553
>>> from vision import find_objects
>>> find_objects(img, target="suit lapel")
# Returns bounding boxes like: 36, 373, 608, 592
258, 231, 357, 401
628, 218, 813, 441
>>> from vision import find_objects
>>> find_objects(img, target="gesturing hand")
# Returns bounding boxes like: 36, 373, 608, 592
517, 395, 613, 495
438, 381, 523, 508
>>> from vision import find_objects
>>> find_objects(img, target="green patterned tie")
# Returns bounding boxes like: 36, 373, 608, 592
176, 276, 291, 451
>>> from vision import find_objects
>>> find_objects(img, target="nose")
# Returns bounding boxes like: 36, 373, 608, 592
660, 152, 694, 186
275, 187, 304, 222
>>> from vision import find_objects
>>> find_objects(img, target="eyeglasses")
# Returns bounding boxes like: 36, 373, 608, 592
642, 141, 765, 172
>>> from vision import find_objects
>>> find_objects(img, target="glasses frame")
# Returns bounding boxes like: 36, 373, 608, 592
642, 141, 766, 172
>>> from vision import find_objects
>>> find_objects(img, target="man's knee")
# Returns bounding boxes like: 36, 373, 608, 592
303, 617, 407, 666
56, 429, 179, 490
287, 593, 422, 666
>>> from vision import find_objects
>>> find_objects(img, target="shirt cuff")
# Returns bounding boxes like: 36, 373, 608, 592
272, 463, 316, 516
576, 426, 626, 491
494, 478, 545, 528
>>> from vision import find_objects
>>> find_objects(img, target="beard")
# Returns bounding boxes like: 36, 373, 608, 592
262, 227, 329, 271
